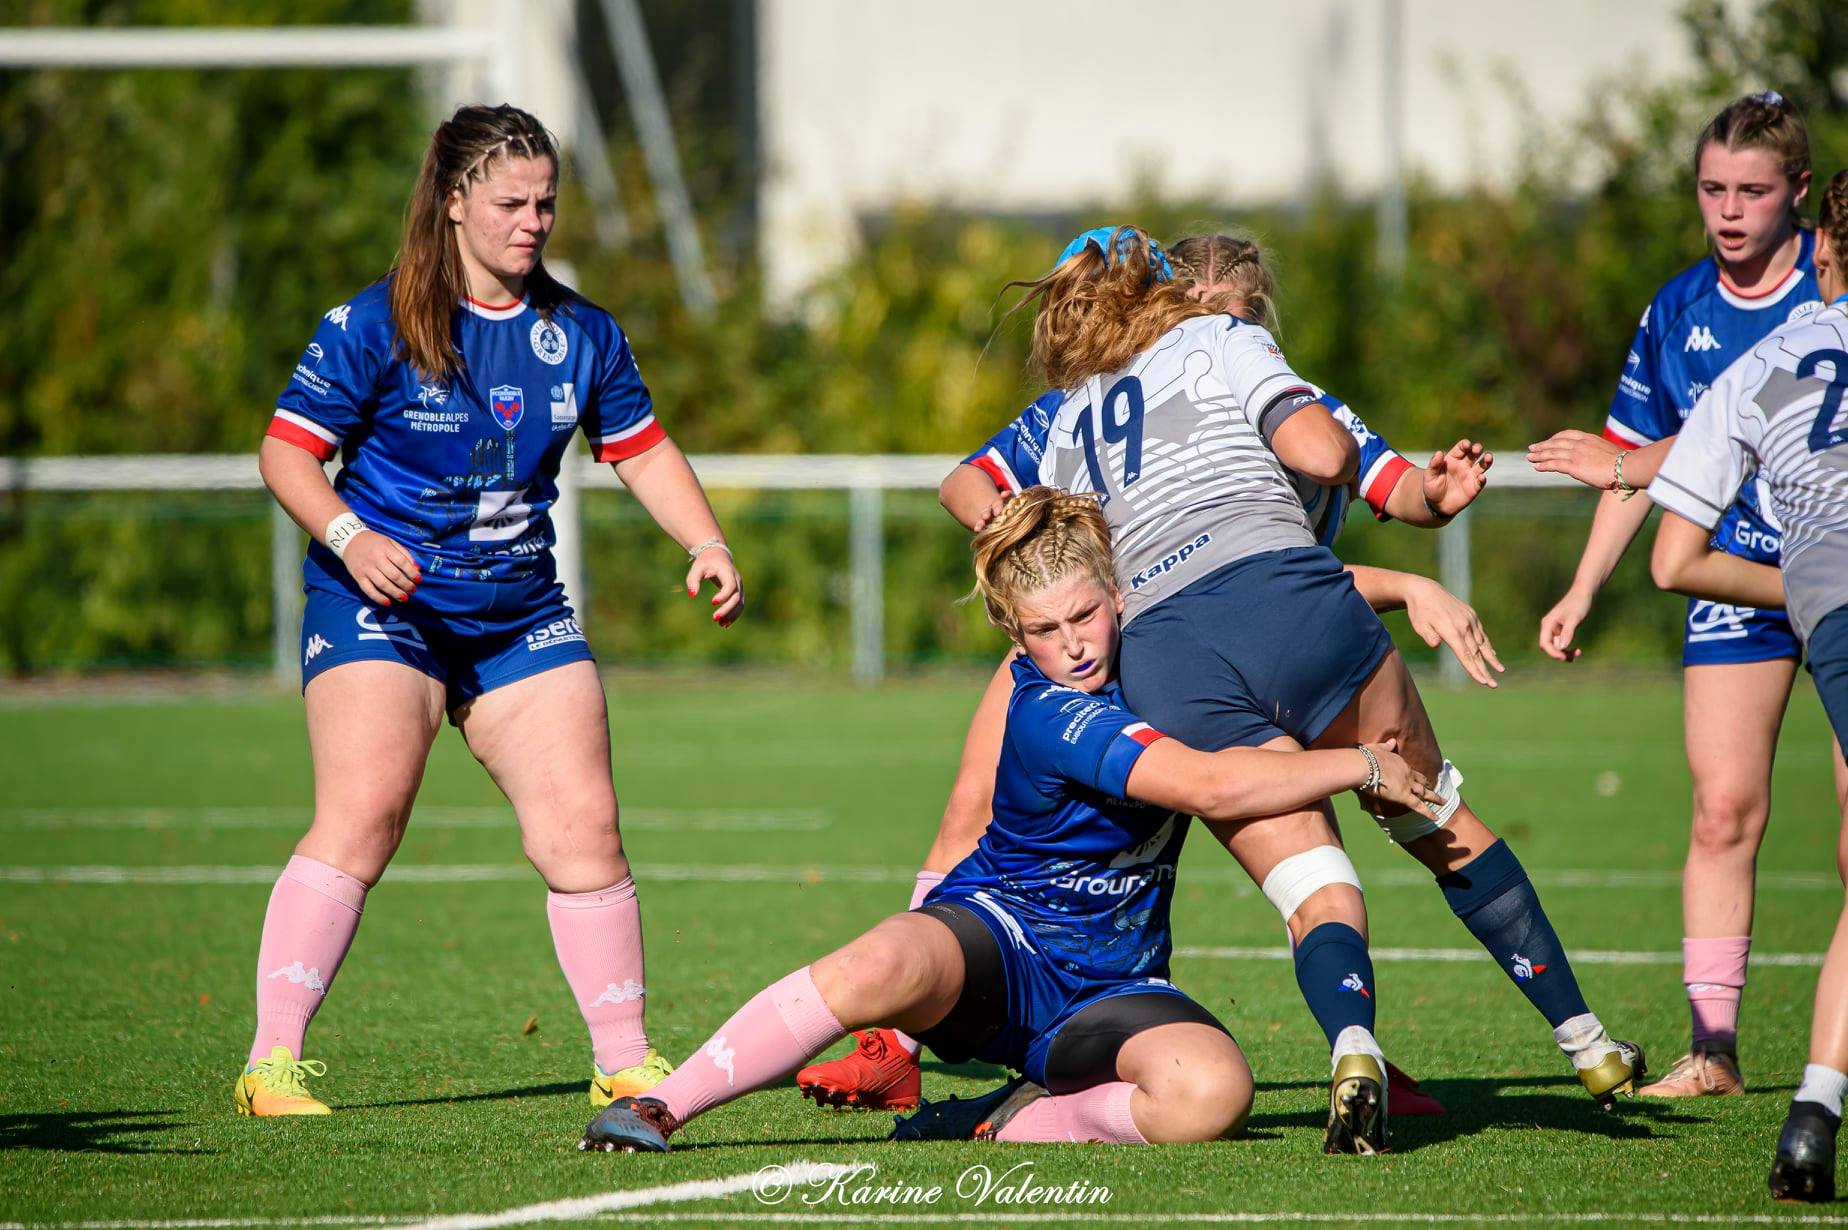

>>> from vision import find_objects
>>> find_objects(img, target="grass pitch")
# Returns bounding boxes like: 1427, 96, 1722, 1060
2, 669, 1846, 1227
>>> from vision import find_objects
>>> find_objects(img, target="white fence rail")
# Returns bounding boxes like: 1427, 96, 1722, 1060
0, 452, 1579, 685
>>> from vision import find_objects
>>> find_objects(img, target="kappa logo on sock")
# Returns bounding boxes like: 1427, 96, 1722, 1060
1340, 972, 1371, 999
588, 980, 646, 1008
265, 961, 327, 993
704, 1034, 737, 1088
1511, 953, 1547, 981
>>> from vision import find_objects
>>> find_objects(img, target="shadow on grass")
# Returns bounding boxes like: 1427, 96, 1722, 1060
345, 1080, 584, 1109
0, 1110, 216, 1155
1246, 1074, 1695, 1150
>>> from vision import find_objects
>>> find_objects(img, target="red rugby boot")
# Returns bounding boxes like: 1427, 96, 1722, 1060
796, 1028, 921, 1110
1386, 1061, 1446, 1116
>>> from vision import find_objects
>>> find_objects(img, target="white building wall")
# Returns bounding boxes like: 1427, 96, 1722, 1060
758, 0, 1726, 304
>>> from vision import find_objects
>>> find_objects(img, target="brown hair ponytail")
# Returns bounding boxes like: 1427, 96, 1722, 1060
970, 487, 1115, 639
389, 104, 570, 380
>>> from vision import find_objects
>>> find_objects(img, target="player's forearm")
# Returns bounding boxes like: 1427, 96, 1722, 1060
1343, 564, 1411, 613
1566, 488, 1655, 596
1127, 741, 1369, 821
1615, 438, 1673, 488
940, 463, 1003, 531
1383, 472, 1445, 527
258, 436, 353, 546
1650, 512, 1784, 609
613, 437, 728, 551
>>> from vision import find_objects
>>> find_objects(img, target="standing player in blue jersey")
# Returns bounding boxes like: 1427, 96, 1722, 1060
1638, 170, 1848, 1199
800, 233, 1495, 1119
234, 105, 742, 1116
581, 488, 1441, 1155
1531, 93, 1832, 1098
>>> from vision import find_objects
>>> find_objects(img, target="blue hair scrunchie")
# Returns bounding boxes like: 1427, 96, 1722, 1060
1056, 225, 1174, 283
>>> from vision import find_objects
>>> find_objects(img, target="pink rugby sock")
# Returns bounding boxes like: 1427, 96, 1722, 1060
895, 870, 947, 1058
992, 1081, 1147, 1144
548, 876, 652, 1073
1685, 935, 1750, 1051
249, 855, 367, 1066
651, 967, 845, 1124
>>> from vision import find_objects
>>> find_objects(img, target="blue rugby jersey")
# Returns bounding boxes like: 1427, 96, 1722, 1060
933, 655, 1185, 982
1603, 231, 1823, 564
268, 279, 664, 586
963, 388, 1410, 547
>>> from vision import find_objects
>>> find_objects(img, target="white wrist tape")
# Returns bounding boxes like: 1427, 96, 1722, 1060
1260, 845, 1363, 923
324, 512, 369, 561
1374, 758, 1465, 844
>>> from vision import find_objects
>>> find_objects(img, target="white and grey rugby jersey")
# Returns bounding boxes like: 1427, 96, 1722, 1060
1037, 314, 1320, 623
1649, 299, 1848, 643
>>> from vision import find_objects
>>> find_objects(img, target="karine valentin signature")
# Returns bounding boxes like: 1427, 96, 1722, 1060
751, 1160, 1112, 1208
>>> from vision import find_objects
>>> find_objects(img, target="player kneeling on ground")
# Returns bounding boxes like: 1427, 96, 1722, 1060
581, 488, 1440, 1153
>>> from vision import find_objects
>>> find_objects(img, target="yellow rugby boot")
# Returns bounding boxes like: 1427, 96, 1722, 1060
1324, 1051, 1388, 1155
590, 1048, 674, 1109
234, 1046, 331, 1116
1579, 1039, 1646, 1109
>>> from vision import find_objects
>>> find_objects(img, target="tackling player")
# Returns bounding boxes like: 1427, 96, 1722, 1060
799, 232, 1495, 1119
234, 105, 742, 1115
1641, 167, 1848, 1202
1529, 93, 1831, 1097
581, 488, 1441, 1155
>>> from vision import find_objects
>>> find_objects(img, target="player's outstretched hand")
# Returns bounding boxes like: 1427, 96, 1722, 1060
1403, 575, 1504, 688
1526, 429, 1621, 491
969, 490, 1015, 533
1538, 588, 1591, 663
1364, 738, 1445, 820
343, 530, 421, 607
1423, 439, 1493, 518
687, 548, 744, 627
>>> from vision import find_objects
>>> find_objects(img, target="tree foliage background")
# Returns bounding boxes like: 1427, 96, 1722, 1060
2, 0, 1846, 671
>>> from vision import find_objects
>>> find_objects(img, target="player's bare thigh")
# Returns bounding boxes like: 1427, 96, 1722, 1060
1203, 736, 1367, 943
923, 652, 1013, 873
455, 660, 626, 893
299, 659, 448, 884
1116, 1020, 1253, 1142
1312, 647, 1496, 873
809, 911, 968, 1035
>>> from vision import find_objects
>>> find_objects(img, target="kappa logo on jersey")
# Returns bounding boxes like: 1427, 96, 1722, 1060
1129, 532, 1213, 590
704, 1035, 738, 1087
1510, 954, 1547, 981
323, 304, 351, 331
530, 318, 569, 365
1687, 599, 1756, 642
524, 616, 587, 652
550, 382, 579, 429
489, 384, 524, 430
303, 634, 332, 665
588, 980, 645, 1008
266, 961, 327, 993
1685, 324, 1721, 353
1340, 972, 1371, 998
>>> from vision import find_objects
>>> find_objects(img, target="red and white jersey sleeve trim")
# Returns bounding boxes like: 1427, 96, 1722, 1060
1359, 452, 1413, 520
1601, 417, 1655, 450
1123, 722, 1165, 748
266, 410, 341, 462
593, 414, 667, 462
969, 448, 1022, 494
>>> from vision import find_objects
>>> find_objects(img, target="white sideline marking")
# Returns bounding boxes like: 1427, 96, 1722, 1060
1174, 944, 1826, 969
0, 806, 828, 833
0, 860, 1835, 893
8, 1211, 1848, 1228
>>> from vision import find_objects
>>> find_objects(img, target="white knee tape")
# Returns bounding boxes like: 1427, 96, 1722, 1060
1375, 759, 1465, 844
1261, 845, 1363, 921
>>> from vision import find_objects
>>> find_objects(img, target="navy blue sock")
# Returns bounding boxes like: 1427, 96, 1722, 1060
1293, 922, 1377, 1049
1438, 839, 1591, 1028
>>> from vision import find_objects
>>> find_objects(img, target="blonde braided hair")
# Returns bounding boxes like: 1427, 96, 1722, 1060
970, 487, 1115, 641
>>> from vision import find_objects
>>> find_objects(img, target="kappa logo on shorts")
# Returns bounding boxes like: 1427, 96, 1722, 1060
524, 616, 587, 652
266, 961, 327, 993
1340, 972, 1371, 999
1510, 953, 1547, 981
489, 385, 525, 431
531, 318, 569, 365
303, 634, 333, 665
